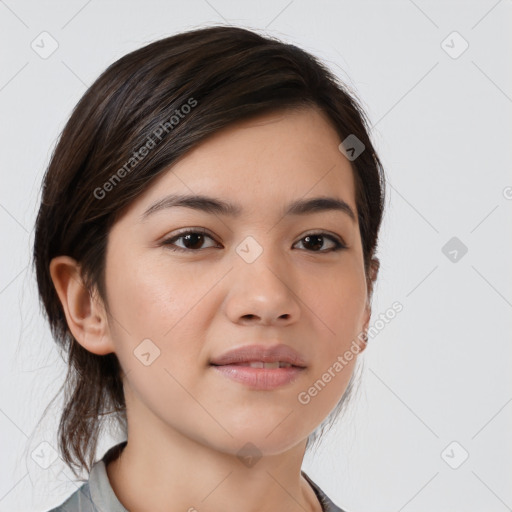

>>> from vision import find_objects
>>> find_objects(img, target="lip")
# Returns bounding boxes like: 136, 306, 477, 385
211, 365, 305, 390
209, 343, 308, 390
209, 343, 308, 367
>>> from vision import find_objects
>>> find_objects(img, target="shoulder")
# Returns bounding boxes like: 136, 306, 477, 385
301, 470, 351, 512
45, 482, 96, 511
45, 441, 128, 512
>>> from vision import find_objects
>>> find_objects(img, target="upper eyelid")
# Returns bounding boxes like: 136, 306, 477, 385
164, 227, 215, 242
162, 229, 346, 248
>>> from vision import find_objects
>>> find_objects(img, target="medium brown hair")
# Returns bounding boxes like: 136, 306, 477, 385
32, 25, 385, 476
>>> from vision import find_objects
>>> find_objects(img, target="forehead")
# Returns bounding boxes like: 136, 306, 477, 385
120, 107, 357, 222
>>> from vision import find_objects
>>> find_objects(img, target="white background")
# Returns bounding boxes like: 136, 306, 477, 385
1, 1, 511, 511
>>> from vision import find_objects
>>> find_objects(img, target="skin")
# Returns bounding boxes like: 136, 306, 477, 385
50, 106, 378, 512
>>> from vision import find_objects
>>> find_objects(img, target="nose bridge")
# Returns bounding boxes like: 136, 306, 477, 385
235, 233, 287, 284
225, 233, 300, 323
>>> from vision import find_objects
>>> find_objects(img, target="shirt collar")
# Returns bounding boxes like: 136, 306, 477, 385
89, 441, 345, 512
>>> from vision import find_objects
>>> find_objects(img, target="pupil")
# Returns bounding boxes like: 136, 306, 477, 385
305, 235, 322, 251
184, 233, 203, 249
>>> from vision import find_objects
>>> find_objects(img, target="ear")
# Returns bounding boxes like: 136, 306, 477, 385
49, 255, 115, 355
356, 257, 380, 354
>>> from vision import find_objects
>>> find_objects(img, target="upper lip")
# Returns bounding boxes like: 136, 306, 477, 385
209, 344, 308, 368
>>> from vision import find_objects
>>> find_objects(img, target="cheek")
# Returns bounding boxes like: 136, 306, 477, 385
308, 266, 367, 337
104, 252, 209, 382
105, 250, 197, 339
292, 271, 365, 407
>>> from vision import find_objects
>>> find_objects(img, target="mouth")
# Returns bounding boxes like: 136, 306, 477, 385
210, 361, 298, 369
208, 343, 308, 389
209, 361, 306, 389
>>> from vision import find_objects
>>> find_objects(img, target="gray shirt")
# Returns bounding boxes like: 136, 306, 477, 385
46, 442, 347, 512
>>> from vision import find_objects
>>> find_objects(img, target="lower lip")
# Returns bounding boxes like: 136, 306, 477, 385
210, 364, 305, 390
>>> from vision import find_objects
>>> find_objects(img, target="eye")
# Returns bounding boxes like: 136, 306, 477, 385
294, 232, 346, 252
161, 229, 219, 252
160, 229, 346, 253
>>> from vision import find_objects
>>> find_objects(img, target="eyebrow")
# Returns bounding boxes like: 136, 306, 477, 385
140, 193, 356, 222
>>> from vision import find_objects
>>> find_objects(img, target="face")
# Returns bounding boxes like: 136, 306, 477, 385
102, 107, 371, 455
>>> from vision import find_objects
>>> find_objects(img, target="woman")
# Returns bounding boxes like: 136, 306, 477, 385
34, 25, 385, 512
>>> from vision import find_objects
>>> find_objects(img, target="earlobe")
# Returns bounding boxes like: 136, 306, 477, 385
358, 258, 380, 354
370, 257, 380, 283
356, 302, 371, 354
49, 256, 115, 355
367, 257, 380, 299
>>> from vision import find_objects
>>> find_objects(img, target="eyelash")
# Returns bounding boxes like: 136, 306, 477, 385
160, 228, 347, 253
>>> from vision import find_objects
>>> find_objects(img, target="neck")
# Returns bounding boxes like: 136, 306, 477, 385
106, 411, 322, 512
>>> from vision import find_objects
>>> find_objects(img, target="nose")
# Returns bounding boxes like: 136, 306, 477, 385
223, 241, 301, 326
